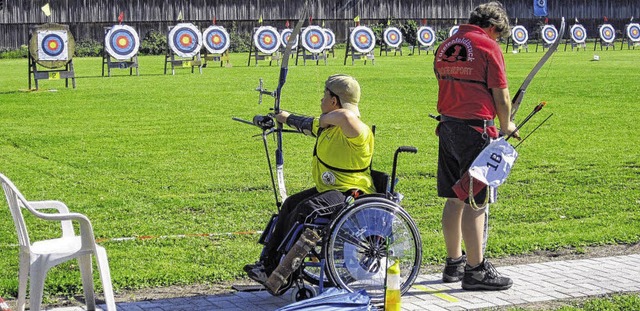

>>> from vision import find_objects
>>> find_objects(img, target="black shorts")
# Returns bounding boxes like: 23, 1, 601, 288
437, 121, 489, 202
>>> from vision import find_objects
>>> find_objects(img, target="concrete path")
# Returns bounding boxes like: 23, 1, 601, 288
46, 254, 640, 311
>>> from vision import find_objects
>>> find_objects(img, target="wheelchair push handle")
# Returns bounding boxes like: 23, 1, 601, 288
390, 146, 418, 196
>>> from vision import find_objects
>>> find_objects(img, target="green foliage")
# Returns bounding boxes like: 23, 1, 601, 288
399, 20, 418, 46
0, 45, 28, 59
228, 22, 252, 53
0, 49, 639, 300
140, 30, 167, 55
74, 39, 103, 57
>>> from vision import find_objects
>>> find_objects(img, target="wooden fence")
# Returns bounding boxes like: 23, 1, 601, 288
1, 0, 638, 49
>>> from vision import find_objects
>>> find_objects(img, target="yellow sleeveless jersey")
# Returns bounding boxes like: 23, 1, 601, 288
312, 122, 375, 194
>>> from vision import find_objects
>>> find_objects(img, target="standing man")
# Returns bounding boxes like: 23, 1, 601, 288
433, 2, 518, 291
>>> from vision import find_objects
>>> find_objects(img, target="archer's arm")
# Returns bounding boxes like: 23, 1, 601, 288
318, 109, 367, 138
492, 87, 519, 138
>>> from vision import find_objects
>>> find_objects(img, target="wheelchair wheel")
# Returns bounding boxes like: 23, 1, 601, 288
323, 197, 422, 301
301, 245, 333, 287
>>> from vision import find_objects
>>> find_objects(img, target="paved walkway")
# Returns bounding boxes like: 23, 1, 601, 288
46, 254, 639, 311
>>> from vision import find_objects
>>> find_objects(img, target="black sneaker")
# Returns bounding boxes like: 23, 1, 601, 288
243, 261, 264, 274
246, 265, 269, 284
462, 259, 513, 291
443, 253, 466, 283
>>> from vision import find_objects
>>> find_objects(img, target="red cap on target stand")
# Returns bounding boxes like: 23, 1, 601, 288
0, 297, 12, 311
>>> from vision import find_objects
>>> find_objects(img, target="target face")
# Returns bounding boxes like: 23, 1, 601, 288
349, 26, 376, 53
599, 24, 616, 43
449, 25, 459, 37
301, 26, 326, 53
202, 26, 230, 54
511, 25, 529, 45
417, 26, 436, 46
105, 25, 140, 60
627, 23, 640, 42
38, 30, 69, 61
168, 23, 202, 58
324, 28, 336, 50
570, 24, 587, 43
541, 25, 558, 44
383, 27, 402, 48
279, 28, 299, 49
253, 26, 280, 54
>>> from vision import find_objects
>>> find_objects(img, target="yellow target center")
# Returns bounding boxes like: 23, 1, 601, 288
311, 35, 319, 43
358, 36, 368, 44
48, 41, 58, 49
117, 37, 128, 48
212, 35, 221, 44
633, 29, 639, 36
264, 36, 272, 44
390, 34, 397, 40
180, 35, 192, 45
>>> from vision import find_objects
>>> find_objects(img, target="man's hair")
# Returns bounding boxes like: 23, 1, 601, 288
468, 2, 510, 38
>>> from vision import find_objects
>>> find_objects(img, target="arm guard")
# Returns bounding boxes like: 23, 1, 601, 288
285, 114, 316, 137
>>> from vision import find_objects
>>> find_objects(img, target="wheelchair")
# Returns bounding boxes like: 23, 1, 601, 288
256, 147, 423, 302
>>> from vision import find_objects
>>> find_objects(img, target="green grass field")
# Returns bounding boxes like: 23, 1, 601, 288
0, 47, 639, 301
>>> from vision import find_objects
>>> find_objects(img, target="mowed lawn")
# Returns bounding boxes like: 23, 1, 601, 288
0, 47, 638, 298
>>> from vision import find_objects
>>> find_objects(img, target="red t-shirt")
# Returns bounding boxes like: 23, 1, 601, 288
434, 24, 507, 137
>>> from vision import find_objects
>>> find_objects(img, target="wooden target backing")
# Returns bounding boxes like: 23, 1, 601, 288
29, 23, 76, 69
168, 23, 203, 58
105, 25, 140, 60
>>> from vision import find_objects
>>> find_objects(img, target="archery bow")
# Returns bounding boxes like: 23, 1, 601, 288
271, 3, 309, 206
510, 17, 565, 121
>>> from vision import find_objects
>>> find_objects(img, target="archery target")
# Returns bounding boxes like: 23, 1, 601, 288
253, 26, 280, 54
168, 23, 202, 58
627, 23, 640, 42
324, 28, 336, 49
383, 27, 403, 48
202, 25, 230, 54
38, 30, 69, 61
541, 25, 558, 44
417, 26, 436, 46
349, 26, 376, 53
449, 25, 459, 37
279, 28, 299, 49
570, 24, 587, 43
599, 24, 616, 43
301, 26, 326, 53
511, 25, 529, 45
105, 25, 140, 60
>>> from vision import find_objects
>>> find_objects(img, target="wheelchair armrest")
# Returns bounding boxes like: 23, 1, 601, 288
371, 170, 390, 194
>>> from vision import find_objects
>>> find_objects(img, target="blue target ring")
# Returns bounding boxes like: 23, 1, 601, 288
541, 25, 558, 44
41, 34, 65, 56
105, 25, 139, 60
449, 26, 459, 37
168, 23, 202, 58
203, 25, 230, 54
511, 25, 528, 45
417, 26, 436, 46
570, 24, 587, 43
349, 26, 375, 53
253, 26, 280, 54
383, 27, 402, 48
279, 28, 298, 49
599, 24, 616, 43
301, 26, 326, 53
324, 28, 335, 49
628, 23, 640, 42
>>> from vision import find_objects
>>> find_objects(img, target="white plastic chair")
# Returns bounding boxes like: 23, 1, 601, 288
0, 174, 116, 311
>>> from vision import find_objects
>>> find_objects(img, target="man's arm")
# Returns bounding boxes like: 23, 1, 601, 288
492, 87, 519, 138
318, 109, 366, 138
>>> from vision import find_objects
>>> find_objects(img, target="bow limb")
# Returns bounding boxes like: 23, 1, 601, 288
273, 2, 309, 204
510, 17, 565, 121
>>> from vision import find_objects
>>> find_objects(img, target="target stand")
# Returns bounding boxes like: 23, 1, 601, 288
505, 25, 529, 53
564, 24, 587, 51
379, 27, 403, 56
620, 23, 640, 50
248, 26, 281, 66
344, 26, 375, 65
594, 24, 616, 51
295, 26, 328, 65
202, 25, 232, 68
164, 24, 203, 75
28, 23, 76, 90
102, 26, 139, 77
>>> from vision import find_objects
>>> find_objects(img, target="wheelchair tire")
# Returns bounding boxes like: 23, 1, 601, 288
323, 197, 422, 302
300, 245, 334, 287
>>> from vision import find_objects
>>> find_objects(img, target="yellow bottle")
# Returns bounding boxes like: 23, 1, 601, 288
385, 261, 401, 311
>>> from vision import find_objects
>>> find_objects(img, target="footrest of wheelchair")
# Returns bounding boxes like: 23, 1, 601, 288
232, 284, 265, 292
